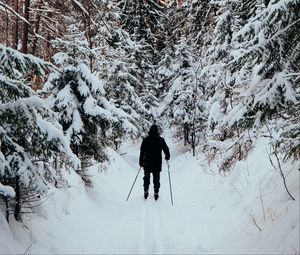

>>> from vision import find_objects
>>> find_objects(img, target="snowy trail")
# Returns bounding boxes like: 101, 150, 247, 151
21, 138, 232, 254
139, 200, 161, 254
13, 136, 299, 254
120, 138, 210, 254
122, 143, 166, 254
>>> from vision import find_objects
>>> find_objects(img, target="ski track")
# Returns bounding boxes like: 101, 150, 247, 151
154, 203, 163, 254
125, 143, 162, 254
139, 198, 163, 254
139, 200, 147, 254
123, 140, 188, 254
122, 139, 211, 254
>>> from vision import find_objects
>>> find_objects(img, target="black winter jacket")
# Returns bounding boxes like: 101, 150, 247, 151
139, 127, 170, 172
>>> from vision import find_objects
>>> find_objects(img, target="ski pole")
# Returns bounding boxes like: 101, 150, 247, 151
126, 167, 141, 201
166, 160, 174, 206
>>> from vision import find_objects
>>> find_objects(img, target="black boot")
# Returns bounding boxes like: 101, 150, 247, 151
154, 192, 159, 200
144, 190, 149, 199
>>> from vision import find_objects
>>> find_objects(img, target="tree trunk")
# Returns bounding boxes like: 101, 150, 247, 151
191, 119, 196, 156
45, 10, 53, 60
85, 3, 94, 71
21, 0, 30, 54
184, 122, 189, 146
12, 0, 19, 49
14, 175, 21, 221
2, 178, 10, 222
4, 0, 10, 47
264, 0, 270, 6
31, 0, 42, 56
4, 196, 9, 222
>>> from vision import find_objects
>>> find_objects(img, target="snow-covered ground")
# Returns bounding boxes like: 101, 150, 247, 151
0, 133, 299, 254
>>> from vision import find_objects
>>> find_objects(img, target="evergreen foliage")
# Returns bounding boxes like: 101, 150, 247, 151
118, 0, 166, 55
209, 0, 299, 161
0, 0, 299, 216
100, 28, 153, 125
45, 26, 138, 168
102, 1, 160, 126
0, 44, 79, 221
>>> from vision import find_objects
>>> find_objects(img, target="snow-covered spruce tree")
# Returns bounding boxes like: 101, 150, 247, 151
221, 0, 300, 160
141, 0, 167, 61
118, 0, 166, 64
164, 0, 189, 44
156, 1, 211, 150
185, 0, 212, 47
65, 0, 155, 140
155, 0, 188, 96
201, 0, 300, 170
45, 26, 137, 184
157, 40, 206, 151
97, 1, 160, 128
68, 0, 154, 136
118, 0, 169, 113
207, 0, 235, 62
68, 0, 113, 73
197, 0, 243, 147
0, 44, 79, 221
104, 29, 154, 127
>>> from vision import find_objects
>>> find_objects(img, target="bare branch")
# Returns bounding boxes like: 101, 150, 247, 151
266, 125, 295, 201
259, 182, 266, 220
250, 211, 262, 231
0, 1, 30, 24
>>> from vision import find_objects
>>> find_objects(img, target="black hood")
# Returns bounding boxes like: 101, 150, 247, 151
148, 125, 159, 136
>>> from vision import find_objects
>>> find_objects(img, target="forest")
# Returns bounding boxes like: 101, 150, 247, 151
0, 0, 299, 253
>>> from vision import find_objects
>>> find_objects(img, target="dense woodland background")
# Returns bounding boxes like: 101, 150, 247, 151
0, 0, 299, 222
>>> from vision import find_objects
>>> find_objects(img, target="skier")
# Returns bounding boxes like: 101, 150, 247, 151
139, 124, 170, 200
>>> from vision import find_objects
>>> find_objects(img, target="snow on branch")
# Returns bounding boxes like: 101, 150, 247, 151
70, 0, 96, 26
0, 2, 29, 24
0, 44, 56, 76
0, 182, 15, 198
71, 0, 89, 15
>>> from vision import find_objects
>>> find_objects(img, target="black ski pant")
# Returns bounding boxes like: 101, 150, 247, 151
143, 171, 160, 193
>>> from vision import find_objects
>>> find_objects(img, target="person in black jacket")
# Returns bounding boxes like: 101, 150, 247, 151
139, 125, 170, 200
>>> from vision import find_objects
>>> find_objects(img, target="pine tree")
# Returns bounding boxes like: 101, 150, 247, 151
220, 0, 300, 133
100, 1, 159, 127
157, 40, 204, 138
0, 44, 78, 221
141, 0, 166, 56
104, 29, 153, 125
202, 0, 300, 166
118, 0, 166, 63
45, 25, 138, 184
186, 0, 212, 47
